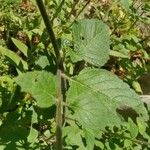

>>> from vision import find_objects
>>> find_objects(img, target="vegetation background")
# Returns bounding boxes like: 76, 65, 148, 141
0, 0, 150, 149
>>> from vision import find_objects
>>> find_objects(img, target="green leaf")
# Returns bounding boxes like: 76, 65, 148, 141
71, 19, 110, 67
15, 71, 56, 108
0, 76, 16, 112
72, 68, 146, 112
137, 118, 146, 135
35, 56, 50, 69
110, 50, 128, 58
0, 46, 28, 71
95, 140, 104, 149
83, 129, 95, 150
27, 109, 38, 144
124, 139, 132, 148
0, 111, 32, 141
11, 38, 28, 57
67, 84, 119, 130
132, 81, 142, 94
63, 125, 84, 148
120, 0, 132, 11
128, 118, 138, 138
67, 68, 148, 130
27, 127, 38, 144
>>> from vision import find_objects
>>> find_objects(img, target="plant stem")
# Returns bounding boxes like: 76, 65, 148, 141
56, 69, 63, 150
35, 1, 65, 150
36, 0, 60, 64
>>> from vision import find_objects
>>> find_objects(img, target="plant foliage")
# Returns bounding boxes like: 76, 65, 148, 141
0, 0, 149, 149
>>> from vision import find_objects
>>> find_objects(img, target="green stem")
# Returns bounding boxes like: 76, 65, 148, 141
36, 0, 60, 63
56, 69, 63, 150
36, 1, 64, 150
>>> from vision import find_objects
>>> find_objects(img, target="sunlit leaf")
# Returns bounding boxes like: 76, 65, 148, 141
11, 38, 28, 57
110, 50, 128, 58
71, 19, 110, 67
15, 71, 57, 107
83, 129, 95, 150
0, 46, 28, 71
63, 125, 84, 147
67, 68, 148, 131
128, 118, 138, 138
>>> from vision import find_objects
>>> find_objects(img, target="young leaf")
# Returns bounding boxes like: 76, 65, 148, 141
63, 125, 84, 148
128, 118, 138, 138
71, 19, 110, 67
11, 38, 28, 57
137, 118, 147, 135
132, 81, 143, 94
0, 46, 28, 71
110, 50, 128, 58
124, 139, 132, 148
0, 76, 14, 111
35, 56, 50, 69
15, 71, 57, 108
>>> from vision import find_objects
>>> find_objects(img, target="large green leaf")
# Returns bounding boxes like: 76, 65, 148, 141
67, 68, 147, 130
67, 80, 120, 130
74, 68, 146, 108
71, 19, 110, 67
15, 71, 57, 108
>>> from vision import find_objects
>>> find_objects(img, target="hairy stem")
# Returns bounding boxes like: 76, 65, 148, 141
36, 0, 60, 63
36, 1, 65, 150
56, 70, 63, 150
